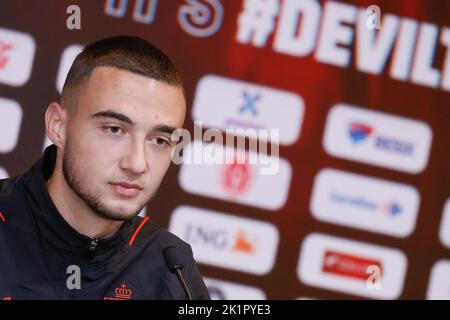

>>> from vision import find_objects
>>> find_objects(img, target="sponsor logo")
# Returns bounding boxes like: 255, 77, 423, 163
232, 231, 255, 254
192, 75, 304, 146
349, 122, 414, 155
169, 206, 279, 275
183, 223, 257, 255
0, 40, 13, 70
179, 141, 291, 210
323, 104, 432, 173
322, 250, 382, 281
348, 123, 373, 144
222, 160, 252, 196
310, 168, 420, 237
0, 28, 35, 86
298, 233, 407, 299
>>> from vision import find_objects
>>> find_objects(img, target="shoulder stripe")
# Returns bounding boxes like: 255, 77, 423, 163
128, 216, 150, 247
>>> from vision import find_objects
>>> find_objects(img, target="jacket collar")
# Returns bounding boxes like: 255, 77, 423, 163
21, 144, 134, 259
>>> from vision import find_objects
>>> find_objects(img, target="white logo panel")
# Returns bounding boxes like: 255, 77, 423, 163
179, 142, 292, 211
192, 75, 304, 145
56, 44, 83, 93
169, 205, 279, 275
297, 233, 407, 299
323, 104, 432, 173
0, 27, 36, 86
426, 260, 450, 300
439, 199, 450, 249
0, 97, 23, 153
0, 167, 8, 180
204, 277, 266, 300
310, 168, 420, 237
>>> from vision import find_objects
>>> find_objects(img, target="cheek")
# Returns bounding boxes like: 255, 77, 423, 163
154, 150, 172, 169
73, 133, 122, 167
70, 145, 116, 181
148, 152, 172, 178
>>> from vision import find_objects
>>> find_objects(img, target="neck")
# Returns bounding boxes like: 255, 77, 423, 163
46, 163, 123, 240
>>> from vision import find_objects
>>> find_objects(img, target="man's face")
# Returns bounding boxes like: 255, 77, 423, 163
62, 66, 186, 221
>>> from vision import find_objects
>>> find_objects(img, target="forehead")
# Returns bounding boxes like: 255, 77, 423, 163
77, 66, 186, 127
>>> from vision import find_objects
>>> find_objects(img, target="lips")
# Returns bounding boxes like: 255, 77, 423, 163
109, 182, 143, 197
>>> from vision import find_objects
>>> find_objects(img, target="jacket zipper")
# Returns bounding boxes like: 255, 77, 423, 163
89, 239, 99, 251
63, 238, 99, 300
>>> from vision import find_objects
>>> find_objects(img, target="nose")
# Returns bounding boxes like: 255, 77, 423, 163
119, 140, 148, 176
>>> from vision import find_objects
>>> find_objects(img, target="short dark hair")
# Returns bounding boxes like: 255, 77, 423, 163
61, 35, 184, 109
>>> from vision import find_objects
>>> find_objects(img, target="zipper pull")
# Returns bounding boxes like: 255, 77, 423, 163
89, 238, 99, 251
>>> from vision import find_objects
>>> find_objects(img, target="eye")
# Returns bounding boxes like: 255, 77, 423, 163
150, 137, 170, 147
104, 126, 124, 135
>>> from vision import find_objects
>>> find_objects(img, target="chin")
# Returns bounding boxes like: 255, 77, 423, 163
97, 201, 143, 221
101, 209, 139, 222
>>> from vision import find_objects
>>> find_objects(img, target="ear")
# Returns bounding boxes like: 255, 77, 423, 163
45, 102, 68, 149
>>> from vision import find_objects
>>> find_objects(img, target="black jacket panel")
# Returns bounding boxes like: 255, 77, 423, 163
0, 145, 209, 300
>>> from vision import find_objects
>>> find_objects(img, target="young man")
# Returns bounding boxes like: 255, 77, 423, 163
0, 35, 210, 300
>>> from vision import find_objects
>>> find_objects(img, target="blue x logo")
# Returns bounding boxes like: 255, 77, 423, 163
239, 91, 261, 117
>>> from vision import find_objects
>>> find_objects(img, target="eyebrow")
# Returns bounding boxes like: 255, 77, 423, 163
92, 110, 135, 125
91, 110, 178, 135
152, 124, 178, 135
